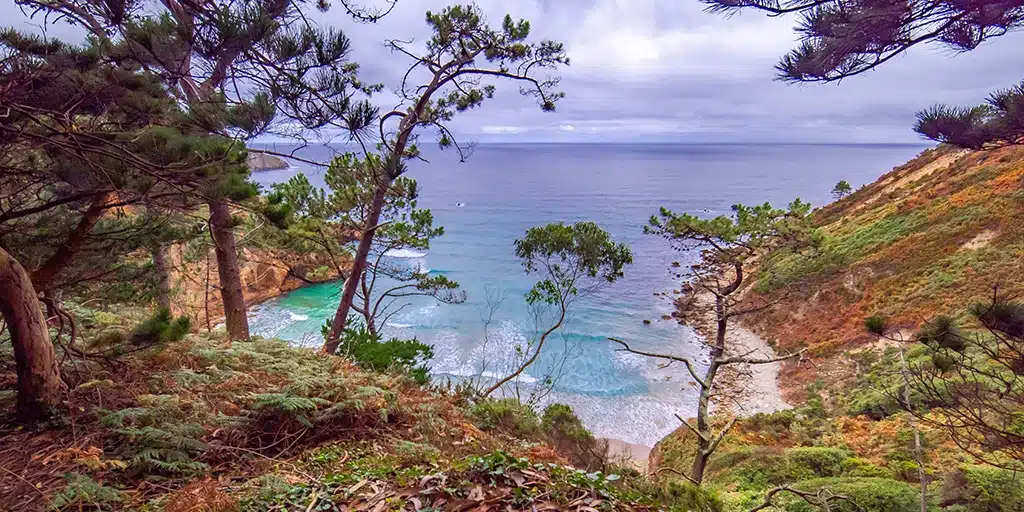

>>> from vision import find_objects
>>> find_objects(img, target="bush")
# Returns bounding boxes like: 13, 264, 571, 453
330, 321, 433, 384
131, 308, 191, 346
941, 465, 1024, 511
717, 447, 855, 490
785, 477, 919, 512
541, 403, 607, 470
655, 480, 724, 512
469, 398, 540, 438
847, 388, 902, 420
786, 447, 853, 479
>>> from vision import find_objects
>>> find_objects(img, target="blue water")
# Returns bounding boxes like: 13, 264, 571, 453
247, 142, 927, 444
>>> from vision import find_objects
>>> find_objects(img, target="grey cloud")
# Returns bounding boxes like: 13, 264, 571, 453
4, 0, 1023, 143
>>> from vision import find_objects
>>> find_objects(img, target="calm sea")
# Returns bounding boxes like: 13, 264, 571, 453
247, 142, 926, 445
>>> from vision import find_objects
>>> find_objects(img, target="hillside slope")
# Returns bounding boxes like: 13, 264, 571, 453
747, 144, 1024, 400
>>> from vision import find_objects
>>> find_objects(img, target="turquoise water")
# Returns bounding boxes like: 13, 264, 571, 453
248, 143, 926, 445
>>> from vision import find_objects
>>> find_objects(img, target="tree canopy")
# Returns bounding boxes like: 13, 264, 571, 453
702, 0, 1024, 148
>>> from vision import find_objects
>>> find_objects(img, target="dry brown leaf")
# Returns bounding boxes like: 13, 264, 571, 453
346, 479, 370, 497
509, 472, 526, 487
467, 486, 485, 502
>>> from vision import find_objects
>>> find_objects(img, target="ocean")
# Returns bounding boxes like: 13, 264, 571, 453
246, 142, 926, 445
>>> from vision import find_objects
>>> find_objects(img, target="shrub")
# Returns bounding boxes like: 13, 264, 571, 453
786, 477, 919, 512
717, 447, 855, 490
131, 308, 191, 346
329, 321, 433, 384
541, 403, 607, 470
847, 388, 902, 420
655, 480, 724, 512
469, 398, 540, 438
745, 410, 796, 438
786, 447, 852, 479
941, 465, 1024, 511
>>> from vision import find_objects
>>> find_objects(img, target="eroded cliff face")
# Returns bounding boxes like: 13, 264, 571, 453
166, 245, 345, 329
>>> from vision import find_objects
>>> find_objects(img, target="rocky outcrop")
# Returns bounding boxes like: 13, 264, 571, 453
167, 245, 344, 329
246, 153, 289, 171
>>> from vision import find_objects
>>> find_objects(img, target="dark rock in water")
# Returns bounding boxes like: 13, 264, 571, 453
661, 314, 671, 320
247, 152, 289, 171
642, 319, 651, 325
671, 261, 681, 267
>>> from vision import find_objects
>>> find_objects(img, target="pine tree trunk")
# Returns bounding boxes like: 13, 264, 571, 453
31, 191, 112, 290
324, 182, 388, 354
691, 295, 728, 484
152, 245, 172, 310
209, 198, 249, 340
0, 247, 63, 423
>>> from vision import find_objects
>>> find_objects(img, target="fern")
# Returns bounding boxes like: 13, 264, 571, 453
248, 393, 330, 427
99, 395, 209, 476
52, 473, 125, 510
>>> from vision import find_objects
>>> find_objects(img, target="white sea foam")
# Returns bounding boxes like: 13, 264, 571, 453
384, 248, 427, 258
288, 311, 309, 321
389, 323, 415, 328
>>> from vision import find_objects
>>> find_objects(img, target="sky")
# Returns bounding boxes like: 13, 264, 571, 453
7, 0, 1024, 143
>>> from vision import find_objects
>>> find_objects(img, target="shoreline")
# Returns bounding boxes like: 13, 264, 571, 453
681, 289, 791, 417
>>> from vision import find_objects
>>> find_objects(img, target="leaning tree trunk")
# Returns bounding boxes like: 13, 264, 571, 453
151, 245, 172, 310
691, 294, 730, 484
31, 191, 112, 290
324, 182, 388, 354
691, 358, 721, 483
209, 198, 249, 340
0, 247, 63, 423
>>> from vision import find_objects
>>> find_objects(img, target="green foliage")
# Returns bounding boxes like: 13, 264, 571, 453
469, 398, 541, 438
422, 4, 569, 113
247, 393, 331, 428
832, 180, 853, 200
100, 394, 209, 476
131, 308, 191, 346
784, 477, 919, 512
759, 209, 929, 290
326, 321, 434, 384
846, 388, 903, 420
917, 315, 966, 352
650, 480, 724, 512
515, 221, 633, 305
541, 403, 607, 470
941, 465, 1024, 512
649, 199, 814, 253
711, 446, 857, 492
864, 315, 889, 336
52, 473, 126, 510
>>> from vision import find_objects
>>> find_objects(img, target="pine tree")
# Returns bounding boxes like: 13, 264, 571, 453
0, 30, 239, 421
323, 4, 570, 353
702, 0, 1024, 148
21, 0, 383, 340
267, 154, 465, 336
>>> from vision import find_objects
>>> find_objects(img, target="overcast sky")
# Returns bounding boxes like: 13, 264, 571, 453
8, 0, 1024, 143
